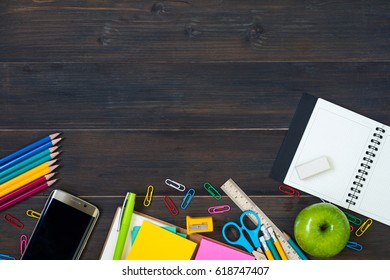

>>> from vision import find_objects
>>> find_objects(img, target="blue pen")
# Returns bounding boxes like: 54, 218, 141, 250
0, 133, 60, 166
0, 137, 61, 173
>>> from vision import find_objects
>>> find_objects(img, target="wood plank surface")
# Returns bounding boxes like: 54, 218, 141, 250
0, 0, 389, 261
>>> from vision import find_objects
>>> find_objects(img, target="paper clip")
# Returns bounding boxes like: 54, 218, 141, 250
143, 185, 154, 207
181, 188, 196, 209
278, 184, 300, 197
343, 211, 362, 226
346, 241, 363, 252
350, 225, 354, 232
164, 195, 179, 216
26, 209, 41, 219
20, 235, 28, 255
355, 218, 373, 237
208, 205, 231, 214
3, 213, 24, 230
0, 253, 16, 260
165, 179, 186, 192
203, 182, 222, 200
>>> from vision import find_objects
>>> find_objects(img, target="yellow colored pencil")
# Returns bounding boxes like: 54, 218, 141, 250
259, 236, 274, 260
0, 161, 58, 197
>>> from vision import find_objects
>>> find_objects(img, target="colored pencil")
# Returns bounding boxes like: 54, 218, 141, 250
0, 138, 61, 173
0, 173, 56, 205
0, 163, 59, 197
0, 152, 59, 184
0, 148, 59, 178
0, 133, 60, 166
0, 179, 57, 212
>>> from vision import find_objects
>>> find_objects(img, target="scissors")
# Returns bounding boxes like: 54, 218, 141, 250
222, 210, 267, 260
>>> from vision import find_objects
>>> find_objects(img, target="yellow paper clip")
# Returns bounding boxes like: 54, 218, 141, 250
355, 218, 373, 237
165, 179, 186, 192
26, 209, 41, 219
181, 188, 195, 209
143, 185, 154, 207
203, 182, 222, 200
186, 216, 213, 234
343, 211, 362, 226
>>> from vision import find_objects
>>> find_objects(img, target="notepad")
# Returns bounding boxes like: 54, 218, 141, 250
271, 93, 390, 226
127, 220, 197, 260
194, 238, 255, 260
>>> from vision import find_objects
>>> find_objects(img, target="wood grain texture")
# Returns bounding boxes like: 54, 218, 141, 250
0, 0, 389, 260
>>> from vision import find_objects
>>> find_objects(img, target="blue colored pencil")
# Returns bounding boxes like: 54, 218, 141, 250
0, 133, 60, 166
0, 137, 61, 173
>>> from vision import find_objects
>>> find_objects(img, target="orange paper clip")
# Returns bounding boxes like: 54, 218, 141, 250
208, 205, 230, 214
164, 195, 179, 216
143, 185, 154, 207
278, 184, 300, 197
355, 218, 373, 237
3, 213, 24, 230
20, 234, 28, 255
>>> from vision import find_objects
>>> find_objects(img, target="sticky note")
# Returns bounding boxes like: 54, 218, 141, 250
295, 156, 331, 179
127, 220, 197, 260
194, 238, 255, 260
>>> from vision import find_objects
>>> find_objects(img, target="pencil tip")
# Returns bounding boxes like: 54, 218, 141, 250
52, 138, 62, 145
50, 132, 61, 139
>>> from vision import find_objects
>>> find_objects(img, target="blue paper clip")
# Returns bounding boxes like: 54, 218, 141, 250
203, 182, 222, 200
0, 253, 16, 260
346, 241, 363, 251
181, 188, 195, 209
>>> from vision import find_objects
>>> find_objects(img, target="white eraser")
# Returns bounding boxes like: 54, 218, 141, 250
295, 156, 331, 179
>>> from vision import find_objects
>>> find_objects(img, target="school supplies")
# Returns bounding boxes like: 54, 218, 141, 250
355, 218, 373, 237
165, 178, 186, 191
26, 209, 41, 219
208, 205, 231, 214
0, 178, 57, 212
259, 236, 274, 260
0, 253, 16, 260
3, 213, 24, 229
0, 133, 60, 166
282, 231, 308, 260
163, 195, 179, 215
221, 178, 301, 260
222, 210, 266, 260
204, 182, 222, 200
267, 227, 288, 260
113, 192, 136, 260
271, 93, 390, 226
181, 188, 195, 209
127, 220, 197, 260
261, 225, 281, 260
143, 185, 154, 207
186, 216, 213, 234
278, 185, 300, 198
195, 238, 255, 260
20, 235, 28, 255
346, 241, 363, 251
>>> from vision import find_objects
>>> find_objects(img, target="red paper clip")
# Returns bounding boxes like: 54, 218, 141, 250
3, 213, 24, 229
164, 195, 179, 216
278, 184, 300, 198
20, 234, 28, 255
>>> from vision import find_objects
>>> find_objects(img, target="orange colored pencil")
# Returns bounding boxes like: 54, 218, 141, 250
0, 161, 58, 197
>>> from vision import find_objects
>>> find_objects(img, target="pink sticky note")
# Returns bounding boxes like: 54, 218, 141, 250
194, 238, 255, 260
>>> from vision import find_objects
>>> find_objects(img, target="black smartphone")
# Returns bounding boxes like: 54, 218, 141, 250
21, 189, 99, 260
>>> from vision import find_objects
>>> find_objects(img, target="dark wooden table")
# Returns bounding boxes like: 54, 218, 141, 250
0, 0, 389, 260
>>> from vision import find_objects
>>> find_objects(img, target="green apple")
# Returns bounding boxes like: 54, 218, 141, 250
294, 202, 350, 258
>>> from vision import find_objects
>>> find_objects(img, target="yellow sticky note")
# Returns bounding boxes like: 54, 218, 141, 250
127, 220, 197, 260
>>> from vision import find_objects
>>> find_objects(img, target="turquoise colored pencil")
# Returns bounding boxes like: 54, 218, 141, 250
0, 147, 59, 178
0, 151, 59, 184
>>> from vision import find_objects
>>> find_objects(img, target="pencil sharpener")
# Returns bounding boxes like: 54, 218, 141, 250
186, 216, 213, 234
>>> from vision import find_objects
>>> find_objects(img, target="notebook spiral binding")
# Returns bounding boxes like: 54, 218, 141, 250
347, 126, 386, 206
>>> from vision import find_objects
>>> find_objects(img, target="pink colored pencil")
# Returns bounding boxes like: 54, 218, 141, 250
0, 179, 57, 212
0, 173, 55, 205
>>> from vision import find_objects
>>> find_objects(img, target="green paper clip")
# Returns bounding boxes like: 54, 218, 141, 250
343, 211, 362, 226
203, 182, 222, 200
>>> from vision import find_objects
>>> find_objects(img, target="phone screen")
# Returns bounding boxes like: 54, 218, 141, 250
21, 192, 98, 260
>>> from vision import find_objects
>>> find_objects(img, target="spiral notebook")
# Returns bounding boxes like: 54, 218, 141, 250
271, 94, 390, 226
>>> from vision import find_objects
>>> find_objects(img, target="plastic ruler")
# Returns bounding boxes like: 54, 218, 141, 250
220, 178, 302, 260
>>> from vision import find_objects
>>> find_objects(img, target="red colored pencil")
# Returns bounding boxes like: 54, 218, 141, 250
0, 173, 55, 205
0, 179, 57, 212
